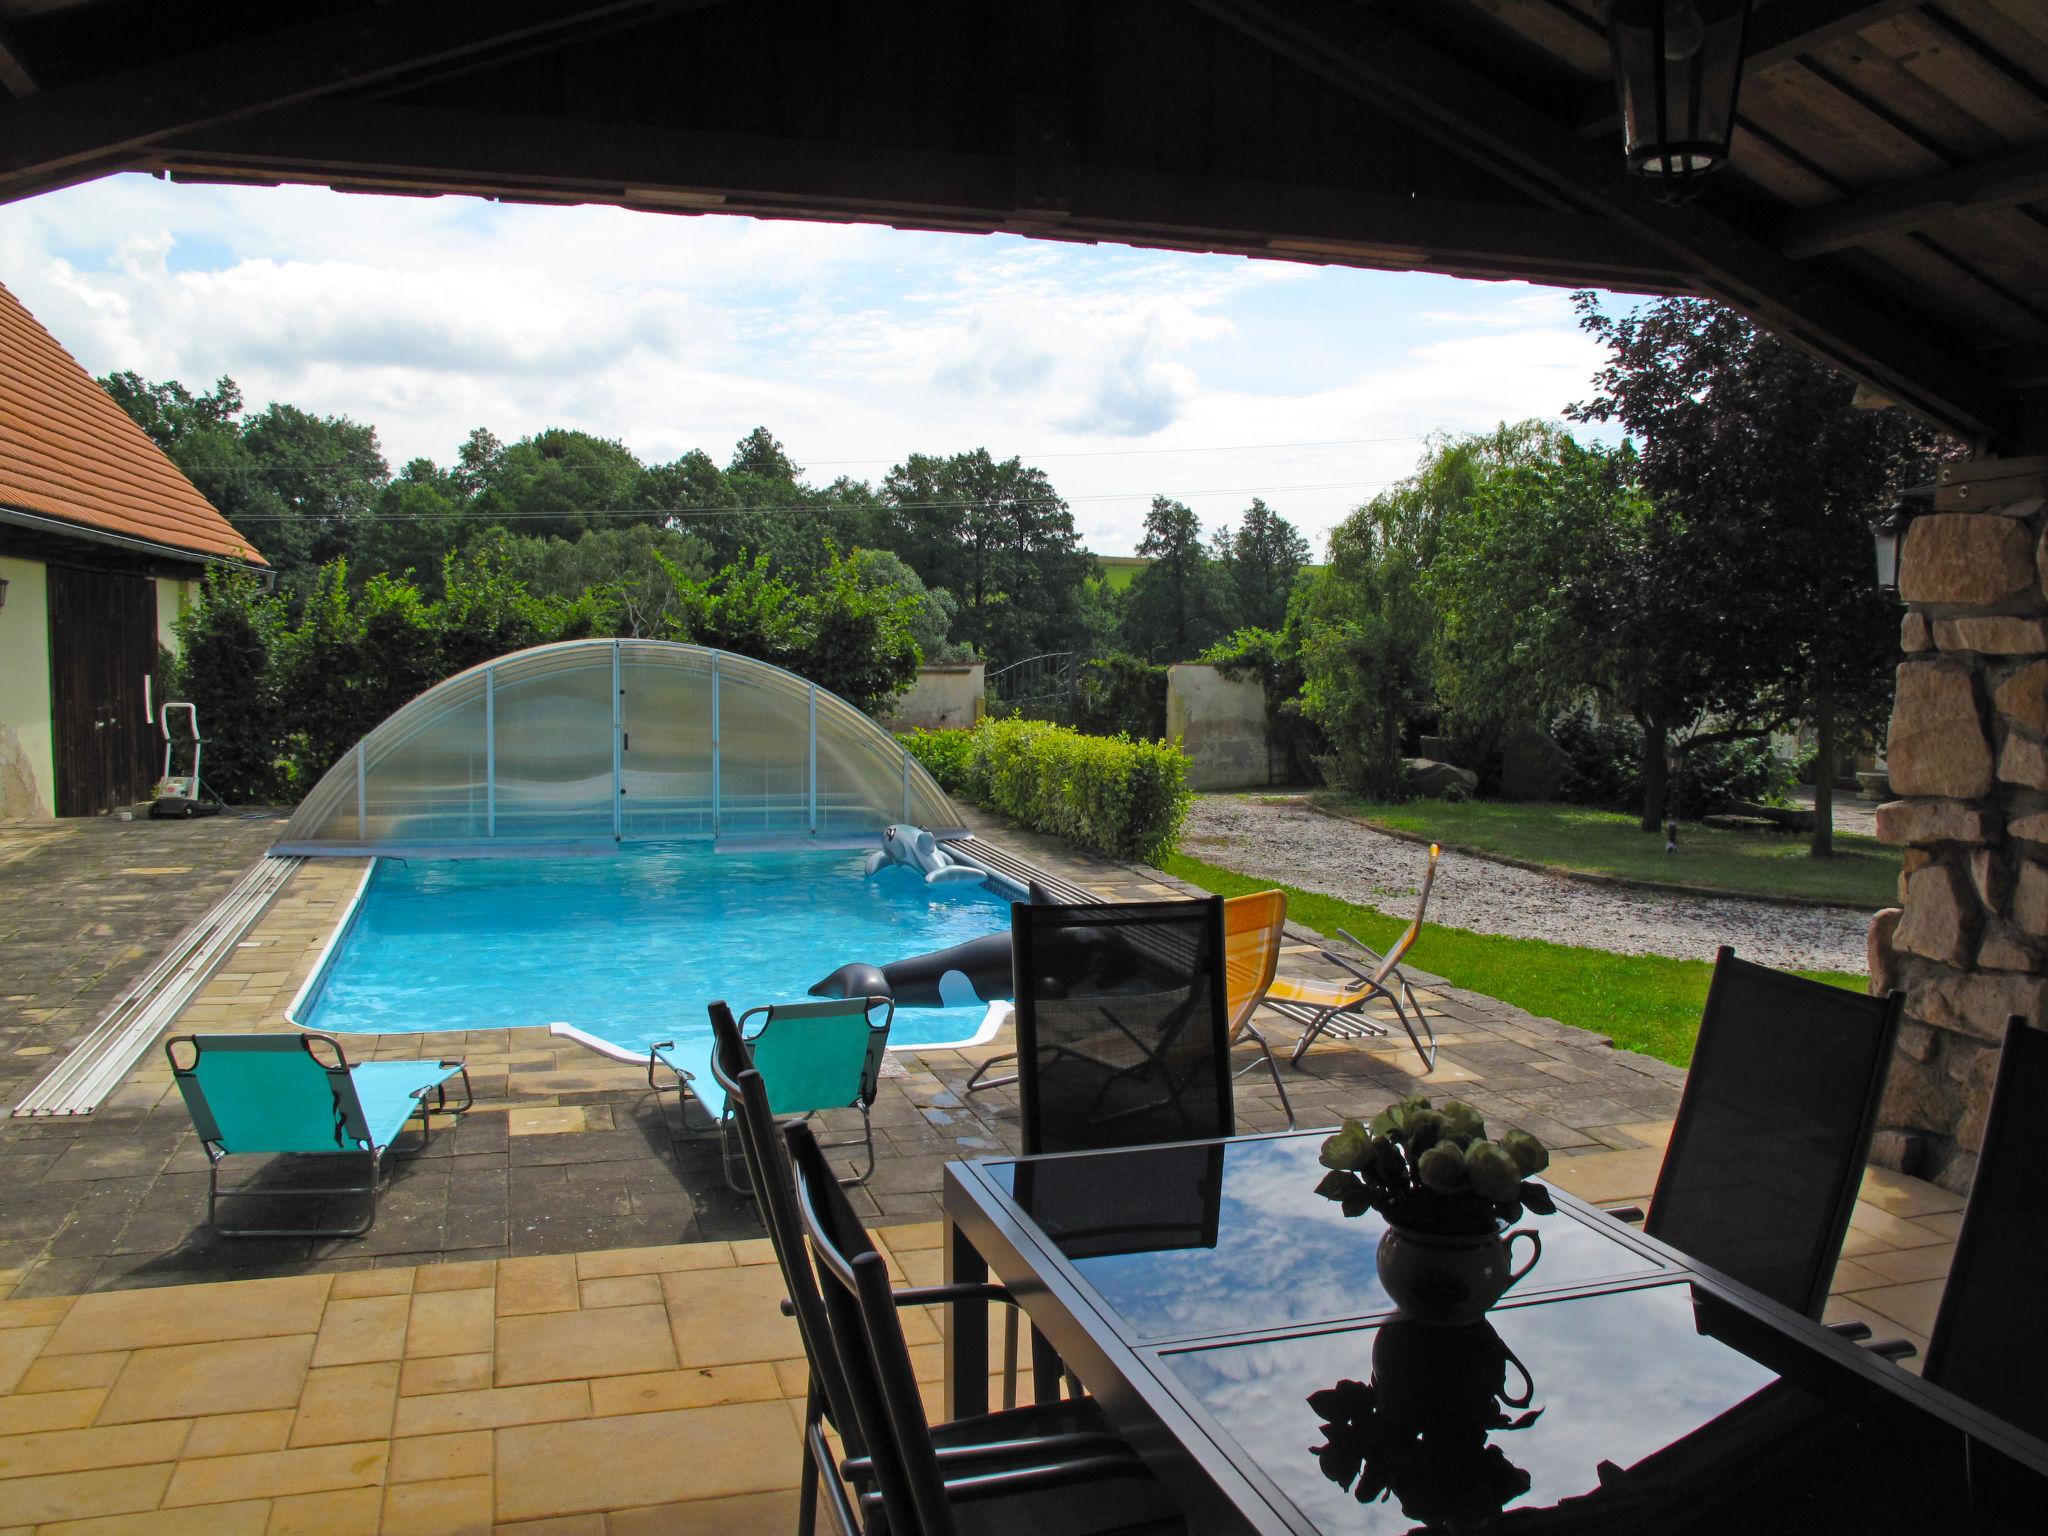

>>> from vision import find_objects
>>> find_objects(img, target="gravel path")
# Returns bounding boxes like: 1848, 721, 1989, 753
1182, 795, 1874, 973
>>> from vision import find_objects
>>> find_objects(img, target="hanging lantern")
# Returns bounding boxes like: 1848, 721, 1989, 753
1605, 1, 1752, 195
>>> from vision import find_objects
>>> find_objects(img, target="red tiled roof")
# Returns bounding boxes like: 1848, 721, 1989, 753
0, 279, 266, 566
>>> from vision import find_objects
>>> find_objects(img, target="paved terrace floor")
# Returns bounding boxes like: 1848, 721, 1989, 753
0, 809, 1967, 1530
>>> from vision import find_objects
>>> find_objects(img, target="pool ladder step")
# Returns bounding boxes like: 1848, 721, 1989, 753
12, 854, 304, 1118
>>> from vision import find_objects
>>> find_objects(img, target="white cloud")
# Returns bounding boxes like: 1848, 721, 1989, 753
0, 174, 1618, 551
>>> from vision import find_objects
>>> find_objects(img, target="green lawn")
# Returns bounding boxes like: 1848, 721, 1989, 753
1321, 795, 1899, 908
1165, 851, 1867, 1068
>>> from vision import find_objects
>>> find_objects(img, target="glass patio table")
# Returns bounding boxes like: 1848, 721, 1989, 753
942, 1130, 2048, 1534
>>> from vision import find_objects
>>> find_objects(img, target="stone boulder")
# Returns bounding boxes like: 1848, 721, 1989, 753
1899, 513, 2034, 606
1403, 758, 1478, 800
1887, 661, 1993, 799
1417, 735, 1458, 764
1498, 724, 1572, 801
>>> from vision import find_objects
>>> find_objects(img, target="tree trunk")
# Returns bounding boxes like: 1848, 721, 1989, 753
1638, 709, 1669, 833
1809, 681, 1835, 859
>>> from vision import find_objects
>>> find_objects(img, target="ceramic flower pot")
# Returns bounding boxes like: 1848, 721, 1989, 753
1376, 1224, 1542, 1326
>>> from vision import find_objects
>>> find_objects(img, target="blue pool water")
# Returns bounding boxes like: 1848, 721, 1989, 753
296, 844, 1017, 1057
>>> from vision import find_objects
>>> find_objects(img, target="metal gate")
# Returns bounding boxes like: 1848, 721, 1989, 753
984, 651, 1077, 724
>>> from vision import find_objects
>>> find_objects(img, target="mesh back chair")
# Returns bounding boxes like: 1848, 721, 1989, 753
711, 1004, 1106, 1532
1636, 947, 1903, 1320
785, 1120, 1186, 1536
166, 1033, 470, 1237
971, 891, 1294, 1126
1012, 897, 1234, 1157
1922, 1015, 2048, 1443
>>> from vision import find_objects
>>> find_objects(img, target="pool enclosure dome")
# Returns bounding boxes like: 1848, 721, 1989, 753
276, 639, 964, 854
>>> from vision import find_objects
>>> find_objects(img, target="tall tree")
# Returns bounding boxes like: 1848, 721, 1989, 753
467, 427, 646, 543
238, 401, 388, 578
881, 449, 1086, 661
1570, 294, 1957, 850
100, 371, 388, 593
1124, 496, 1235, 661
1217, 498, 1310, 632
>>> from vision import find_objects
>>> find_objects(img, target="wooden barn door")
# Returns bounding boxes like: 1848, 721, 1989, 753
48, 565, 159, 816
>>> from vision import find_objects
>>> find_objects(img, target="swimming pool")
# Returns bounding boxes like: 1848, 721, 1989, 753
291, 844, 1019, 1060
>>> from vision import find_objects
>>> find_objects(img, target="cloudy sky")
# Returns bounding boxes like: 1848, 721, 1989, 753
0, 173, 1627, 555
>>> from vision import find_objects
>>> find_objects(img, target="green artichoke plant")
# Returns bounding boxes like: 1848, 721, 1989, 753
1315, 1095, 1554, 1236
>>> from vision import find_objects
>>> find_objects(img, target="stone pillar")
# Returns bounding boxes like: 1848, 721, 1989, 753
1872, 455, 2048, 1190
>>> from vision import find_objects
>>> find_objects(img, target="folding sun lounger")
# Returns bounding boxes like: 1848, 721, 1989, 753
1266, 842, 1441, 1072
650, 994, 892, 1192
166, 1032, 470, 1237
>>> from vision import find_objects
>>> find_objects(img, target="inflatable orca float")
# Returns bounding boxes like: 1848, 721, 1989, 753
810, 933, 1015, 1009
812, 874, 1150, 1010
863, 824, 989, 886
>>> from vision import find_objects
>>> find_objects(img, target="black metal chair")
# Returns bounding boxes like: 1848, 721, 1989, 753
785, 1119, 1187, 1536
708, 1003, 1106, 1534
1621, 946, 1903, 1324
1012, 897, 1234, 1157
1921, 1015, 2048, 1444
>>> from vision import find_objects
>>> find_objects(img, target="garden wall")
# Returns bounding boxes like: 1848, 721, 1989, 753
1166, 664, 1270, 790
881, 663, 985, 731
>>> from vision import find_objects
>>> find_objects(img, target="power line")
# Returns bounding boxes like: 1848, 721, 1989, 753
801, 433, 1434, 465
221, 480, 1401, 523
153, 432, 1442, 479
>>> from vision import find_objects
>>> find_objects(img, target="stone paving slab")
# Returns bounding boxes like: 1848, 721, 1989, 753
0, 1159, 1970, 1534
1, 806, 1690, 1298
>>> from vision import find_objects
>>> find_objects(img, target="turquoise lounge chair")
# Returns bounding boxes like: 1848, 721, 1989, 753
166, 1033, 470, 1237
648, 995, 891, 1191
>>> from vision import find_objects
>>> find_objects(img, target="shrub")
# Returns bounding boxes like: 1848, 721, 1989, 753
1550, 704, 1792, 815
1674, 737, 1792, 814
1550, 704, 1641, 808
171, 568, 289, 802
902, 727, 976, 796
904, 719, 1192, 864
1072, 653, 1167, 739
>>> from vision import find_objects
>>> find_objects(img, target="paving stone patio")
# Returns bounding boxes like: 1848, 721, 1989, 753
0, 809, 1699, 1298
0, 1163, 1967, 1533
0, 809, 1973, 1531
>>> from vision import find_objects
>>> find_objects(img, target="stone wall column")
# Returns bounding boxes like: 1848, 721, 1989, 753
1873, 455, 2048, 1189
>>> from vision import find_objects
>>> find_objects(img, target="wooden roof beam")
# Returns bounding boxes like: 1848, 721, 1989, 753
0, 0, 716, 203
1186, 0, 2010, 442
154, 99, 1693, 291
1781, 142, 2048, 257
1570, 0, 1930, 138
0, 18, 37, 98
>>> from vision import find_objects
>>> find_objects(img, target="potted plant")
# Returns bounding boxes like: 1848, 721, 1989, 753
1317, 1095, 1552, 1325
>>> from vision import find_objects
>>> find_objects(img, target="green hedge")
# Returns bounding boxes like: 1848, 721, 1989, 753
905, 719, 1192, 865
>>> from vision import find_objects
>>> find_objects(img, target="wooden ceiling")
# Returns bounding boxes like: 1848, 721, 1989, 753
1, 0, 2044, 448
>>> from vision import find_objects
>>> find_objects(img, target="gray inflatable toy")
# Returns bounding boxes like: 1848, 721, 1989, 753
811, 933, 1014, 1009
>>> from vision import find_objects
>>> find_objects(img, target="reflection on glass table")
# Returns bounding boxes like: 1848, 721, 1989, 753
1165, 1283, 1784, 1533
1308, 1315, 1544, 1529
986, 1134, 1668, 1343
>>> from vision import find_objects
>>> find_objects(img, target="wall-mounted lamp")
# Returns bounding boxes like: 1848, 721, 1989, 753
1875, 483, 1935, 598
1605, 1, 1753, 197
